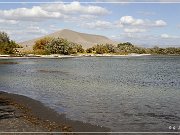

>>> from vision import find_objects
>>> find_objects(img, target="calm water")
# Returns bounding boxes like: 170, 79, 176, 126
0, 56, 180, 131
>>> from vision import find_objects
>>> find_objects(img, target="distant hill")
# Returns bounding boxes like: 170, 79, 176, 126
20, 29, 116, 50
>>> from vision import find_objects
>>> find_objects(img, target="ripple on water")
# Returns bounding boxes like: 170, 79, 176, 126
37, 69, 69, 75
0, 56, 180, 131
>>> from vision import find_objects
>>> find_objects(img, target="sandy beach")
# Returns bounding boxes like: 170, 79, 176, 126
0, 53, 151, 60
0, 91, 110, 134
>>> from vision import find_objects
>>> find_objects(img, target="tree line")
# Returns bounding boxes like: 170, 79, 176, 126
33, 37, 84, 55
0, 31, 21, 54
0, 31, 180, 55
87, 42, 180, 55
33, 37, 180, 55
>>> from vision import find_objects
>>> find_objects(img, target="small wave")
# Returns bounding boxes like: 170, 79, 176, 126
137, 113, 180, 121
37, 69, 69, 75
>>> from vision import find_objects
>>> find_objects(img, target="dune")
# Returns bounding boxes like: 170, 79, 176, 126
19, 29, 116, 51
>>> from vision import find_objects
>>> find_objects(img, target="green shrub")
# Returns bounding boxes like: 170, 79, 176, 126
33, 49, 50, 55
33, 37, 53, 50
0, 32, 19, 54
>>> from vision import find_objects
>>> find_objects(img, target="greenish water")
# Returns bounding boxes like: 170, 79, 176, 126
0, 56, 180, 131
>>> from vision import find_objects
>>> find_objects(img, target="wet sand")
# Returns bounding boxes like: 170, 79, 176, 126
0, 91, 110, 134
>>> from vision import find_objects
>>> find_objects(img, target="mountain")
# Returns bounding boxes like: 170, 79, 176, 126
20, 29, 116, 50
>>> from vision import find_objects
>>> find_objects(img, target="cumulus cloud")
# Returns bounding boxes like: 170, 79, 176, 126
0, 19, 18, 24
79, 14, 98, 20
154, 20, 167, 27
0, 2, 110, 22
42, 2, 110, 15
0, 6, 66, 21
161, 33, 179, 39
116, 16, 167, 27
25, 25, 48, 35
0, 22, 49, 42
112, 32, 180, 47
161, 34, 169, 38
81, 16, 167, 30
114, 16, 167, 35
119, 16, 144, 26
2, 25, 47, 35
49, 25, 60, 31
81, 20, 113, 29
124, 28, 146, 33
0, 2, 111, 42
0, 2, 176, 47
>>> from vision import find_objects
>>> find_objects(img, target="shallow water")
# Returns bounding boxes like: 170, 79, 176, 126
0, 56, 180, 131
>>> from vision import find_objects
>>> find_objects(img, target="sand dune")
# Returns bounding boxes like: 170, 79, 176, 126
20, 29, 116, 50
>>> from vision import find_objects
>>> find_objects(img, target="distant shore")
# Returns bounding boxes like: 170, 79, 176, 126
0, 53, 151, 59
0, 91, 110, 134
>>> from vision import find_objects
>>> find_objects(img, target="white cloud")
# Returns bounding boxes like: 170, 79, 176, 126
113, 32, 180, 47
161, 34, 169, 38
124, 28, 146, 33
0, 6, 66, 21
0, 2, 110, 22
1, 23, 48, 42
116, 16, 167, 27
49, 25, 60, 31
42, 1, 110, 15
3, 25, 47, 35
26, 26, 48, 35
119, 16, 144, 26
79, 14, 98, 20
0, 2, 111, 42
115, 16, 167, 35
0, 2, 177, 47
82, 20, 113, 29
161, 33, 179, 39
0, 19, 18, 24
155, 20, 167, 27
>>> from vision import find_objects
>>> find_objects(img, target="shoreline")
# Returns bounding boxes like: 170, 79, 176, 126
0, 53, 151, 59
0, 91, 110, 134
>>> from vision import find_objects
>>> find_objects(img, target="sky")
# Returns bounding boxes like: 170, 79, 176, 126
0, 0, 180, 47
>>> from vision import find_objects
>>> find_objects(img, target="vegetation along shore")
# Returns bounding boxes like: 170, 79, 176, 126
0, 31, 180, 57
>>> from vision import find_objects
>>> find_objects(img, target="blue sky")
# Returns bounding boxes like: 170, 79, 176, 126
0, 1, 180, 47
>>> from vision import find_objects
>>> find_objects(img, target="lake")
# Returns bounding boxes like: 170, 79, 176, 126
0, 56, 180, 131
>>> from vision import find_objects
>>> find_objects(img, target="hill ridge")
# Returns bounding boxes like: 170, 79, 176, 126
20, 29, 116, 50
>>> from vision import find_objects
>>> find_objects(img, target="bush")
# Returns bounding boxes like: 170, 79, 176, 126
86, 48, 93, 53
87, 44, 113, 54
33, 49, 50, 55
33, 37, 53, 50
0, 32, 10, 44
46, 38, 69, 54
0, 32, 19, 54
95, 45, 108, 54
33, 37, 85, 55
